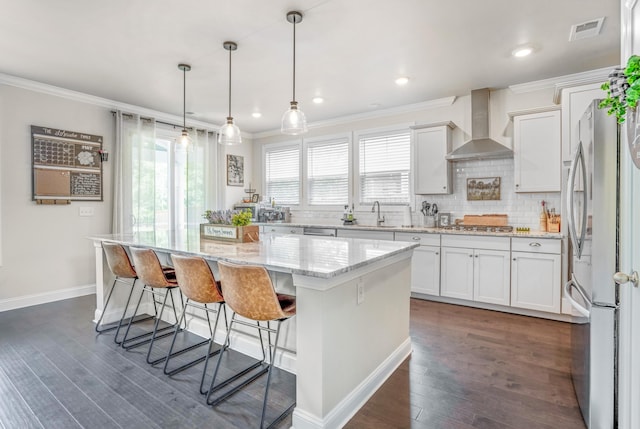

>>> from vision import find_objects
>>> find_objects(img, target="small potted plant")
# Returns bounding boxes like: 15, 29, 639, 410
200, 209, 259, 243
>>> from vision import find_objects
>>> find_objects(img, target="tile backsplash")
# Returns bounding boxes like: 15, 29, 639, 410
292, 158, 561, 230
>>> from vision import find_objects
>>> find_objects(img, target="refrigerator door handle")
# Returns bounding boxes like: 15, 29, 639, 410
566, 143, 588, 258
563, 276, 591, 318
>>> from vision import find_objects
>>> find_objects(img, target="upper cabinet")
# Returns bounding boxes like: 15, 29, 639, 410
560, 83, 605, 162
412, 122, 454, 195
512, 109, 561, 193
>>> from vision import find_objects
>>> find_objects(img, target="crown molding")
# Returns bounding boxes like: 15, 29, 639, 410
0, 71, 232, 134
253, 96, 457, 139
507, 105, 560, 119
508, 66, 616, 104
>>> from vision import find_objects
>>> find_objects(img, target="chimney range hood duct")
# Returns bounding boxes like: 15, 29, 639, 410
445, 88, 513, 161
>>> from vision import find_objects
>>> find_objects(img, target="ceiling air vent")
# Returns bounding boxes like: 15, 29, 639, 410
569, 17, 605, 41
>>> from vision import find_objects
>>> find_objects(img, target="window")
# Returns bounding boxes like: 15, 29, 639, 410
357, 130, 411, 205
306, 136, 349, 206
265, 145, 300, 205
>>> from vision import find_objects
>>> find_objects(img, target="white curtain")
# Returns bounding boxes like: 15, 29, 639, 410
113, 111, 157, 235
113, 111, 218, 245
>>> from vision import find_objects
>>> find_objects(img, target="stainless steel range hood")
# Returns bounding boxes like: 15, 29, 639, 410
445, 88, 513, 161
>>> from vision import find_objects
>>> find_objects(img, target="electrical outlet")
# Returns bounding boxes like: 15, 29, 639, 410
79, 207, 94, 217
357, 281, 364, 305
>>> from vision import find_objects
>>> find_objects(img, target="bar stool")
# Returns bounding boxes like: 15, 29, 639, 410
96, 242, 154, 344
122, 247, 183, 365
163, 254, 227, 383
207, 260, 296, 429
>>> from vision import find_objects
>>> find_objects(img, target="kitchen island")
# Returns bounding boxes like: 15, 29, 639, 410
90, 231, 418, 429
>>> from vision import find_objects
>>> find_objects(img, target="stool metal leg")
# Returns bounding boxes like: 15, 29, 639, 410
199, 304, 228, 394
146, 288, 183, 365
162, 300, 220, 376
121, 285, 176, 350
205, 313, 268, 406
260, 320, 296, 429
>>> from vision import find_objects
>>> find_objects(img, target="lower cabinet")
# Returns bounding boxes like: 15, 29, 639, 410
410, 245, 441, 296
440, 235, 511, 306
510, 240, 562, 313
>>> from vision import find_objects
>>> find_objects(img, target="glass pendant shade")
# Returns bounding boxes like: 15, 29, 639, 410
179, 128, 192, 146
218, 117, 242, 145
281, 101, 308, 135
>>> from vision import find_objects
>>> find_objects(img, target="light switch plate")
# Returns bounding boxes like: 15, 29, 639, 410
79, 207, 94, 217
357, 280, 364, 305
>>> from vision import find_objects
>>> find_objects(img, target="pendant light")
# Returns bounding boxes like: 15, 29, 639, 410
281, 11, 308, 135
218, 41, 242, 145
177, 63, 192, 146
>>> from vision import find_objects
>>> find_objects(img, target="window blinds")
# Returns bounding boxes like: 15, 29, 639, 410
358, 131, 411, 204
265, 145, 300, 205
307, 138, 349, 205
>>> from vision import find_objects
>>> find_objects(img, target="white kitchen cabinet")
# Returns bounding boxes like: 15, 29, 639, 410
412, 122, 454, 195
395, 232, 441, 295
560, 82, 605, 162
261, 225, 303, 235
511, 238, 562, 313
513, 109, 561, 193
440, 235, 510, 305
336, 228, 394, 240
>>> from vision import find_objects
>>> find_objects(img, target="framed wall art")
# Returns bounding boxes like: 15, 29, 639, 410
467, 177, 501, 201
226, 154, 244, 186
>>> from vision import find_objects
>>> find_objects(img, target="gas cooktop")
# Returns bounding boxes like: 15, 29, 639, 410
440, 225, 514, 233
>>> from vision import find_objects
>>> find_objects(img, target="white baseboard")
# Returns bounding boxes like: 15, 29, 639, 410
0, 284, 96, 313
292, 338, 412, 429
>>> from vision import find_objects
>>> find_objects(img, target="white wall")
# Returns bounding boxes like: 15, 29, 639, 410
0, 85, 113, 306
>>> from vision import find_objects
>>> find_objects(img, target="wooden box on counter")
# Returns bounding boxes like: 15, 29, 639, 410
200, 224, 259, 243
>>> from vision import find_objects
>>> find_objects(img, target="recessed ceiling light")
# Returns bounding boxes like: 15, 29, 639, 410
312, 97, 324, 104
252, 112, 262, 118
512, 46, 533, 58
395, 77, 409, 85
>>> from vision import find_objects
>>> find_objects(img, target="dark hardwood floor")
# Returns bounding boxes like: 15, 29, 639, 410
345, 299, 586, 429
0, 296, 585, 429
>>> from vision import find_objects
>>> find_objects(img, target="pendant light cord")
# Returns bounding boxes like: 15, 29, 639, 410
292, 19, 296, 103
183, 67, 186, 129
228, 46, 232, 118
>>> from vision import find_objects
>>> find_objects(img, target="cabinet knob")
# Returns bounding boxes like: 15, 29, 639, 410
516, 184, 519, 187
469, 254, 473, 258
435, 252, 439, 255
290, 230, 296, 234
412, 236, 421, 241
475, 255, 479, 258
513, 258, 517, 261
529, 242, 541, 247
443, 186, 446, 190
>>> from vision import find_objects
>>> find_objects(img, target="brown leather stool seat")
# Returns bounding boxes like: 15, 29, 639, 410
206, 261, 296, 429
163, 254, 227, 386
122, 247, 183, 366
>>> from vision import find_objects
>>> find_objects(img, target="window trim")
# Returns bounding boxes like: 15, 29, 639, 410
353, 123, 414, 212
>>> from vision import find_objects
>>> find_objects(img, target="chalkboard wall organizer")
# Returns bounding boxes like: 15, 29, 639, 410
31, 125, 103, 202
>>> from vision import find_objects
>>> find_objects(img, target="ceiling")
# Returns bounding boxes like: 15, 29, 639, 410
0, 0, 620, 134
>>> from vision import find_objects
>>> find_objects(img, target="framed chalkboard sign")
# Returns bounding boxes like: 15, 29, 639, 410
31, 125, 103, 202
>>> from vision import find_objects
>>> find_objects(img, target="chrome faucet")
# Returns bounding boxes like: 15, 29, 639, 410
371, 201, 385, 226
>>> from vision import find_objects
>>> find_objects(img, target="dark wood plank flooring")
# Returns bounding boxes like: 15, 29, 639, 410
345, 299, 586, 429
0, 296, 585, 429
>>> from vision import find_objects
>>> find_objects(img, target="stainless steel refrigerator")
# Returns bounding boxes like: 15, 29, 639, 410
564, 100, 620, 428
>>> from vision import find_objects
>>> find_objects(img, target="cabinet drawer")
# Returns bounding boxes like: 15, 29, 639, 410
262, 225, 304, 235
441, 234, 510, 251
395, 232, 440, 246
336, 229, 395, 240
511, 237, 561, 254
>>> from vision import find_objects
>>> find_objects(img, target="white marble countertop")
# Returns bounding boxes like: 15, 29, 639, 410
259, 222, 563, 239
90, 231, 419, 279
